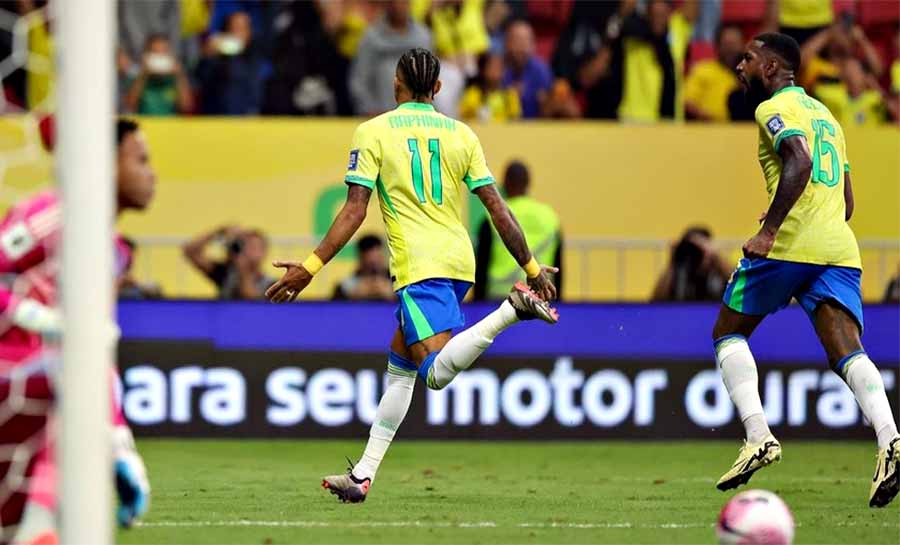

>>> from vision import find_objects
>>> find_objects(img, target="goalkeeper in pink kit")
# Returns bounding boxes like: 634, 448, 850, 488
0, 118, 156, 543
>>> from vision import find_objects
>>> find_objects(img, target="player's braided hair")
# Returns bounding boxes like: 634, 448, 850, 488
396, 48, 441, 100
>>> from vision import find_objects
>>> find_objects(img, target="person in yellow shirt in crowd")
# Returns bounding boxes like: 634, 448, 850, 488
799, 20, 884, 92
772, 0, 833, 46
474, 160, 561, 300
412, 0, 489, 118
815, 57, 887, 127
684, 24, 744, 122
459, 52, 521, 122
617, 0, 695, 123
798, 20, 887, 127
888, 28, 900, 124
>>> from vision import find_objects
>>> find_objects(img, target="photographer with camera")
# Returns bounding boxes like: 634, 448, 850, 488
182, 225, 275, 300
332, 235, 395, 302
651, 226, 732, 302
123, 33, 194, 115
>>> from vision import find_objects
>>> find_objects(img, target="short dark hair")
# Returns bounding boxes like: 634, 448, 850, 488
396, 48, 441, 100
357, 234, 383, 254
503, 160, 530, 193
117, 118, 139, 146
754, 32, 801, 72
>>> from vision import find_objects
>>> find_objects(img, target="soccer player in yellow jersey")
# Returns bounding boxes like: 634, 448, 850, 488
265, 48, 559, 503
713, 33, 899, 507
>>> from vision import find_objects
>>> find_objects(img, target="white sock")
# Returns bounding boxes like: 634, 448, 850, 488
841, 352, 899, 450
716, 335, 771, 443
472, 300, 519, 341
352, 366, 415, 481
426, 301, 519, 389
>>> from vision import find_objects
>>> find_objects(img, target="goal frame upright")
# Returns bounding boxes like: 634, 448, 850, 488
56, 1, 115, 543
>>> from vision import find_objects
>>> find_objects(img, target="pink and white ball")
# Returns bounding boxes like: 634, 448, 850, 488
716, 489, 795, 545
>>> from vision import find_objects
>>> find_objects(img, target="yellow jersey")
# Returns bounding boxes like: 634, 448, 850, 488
344, 102, 495, 289
754, 86, 860, 269
684, 59, 739, 122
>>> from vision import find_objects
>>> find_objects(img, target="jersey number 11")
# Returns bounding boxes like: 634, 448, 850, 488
407, 138, 443, 205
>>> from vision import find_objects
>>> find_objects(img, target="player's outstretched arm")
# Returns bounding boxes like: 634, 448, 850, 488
743, 136, 812, 259
266, 184, 372, 303
474, 184, 558, 301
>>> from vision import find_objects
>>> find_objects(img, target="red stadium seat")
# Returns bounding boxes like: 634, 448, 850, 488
721, 0, 767, 22
858, 0, 900, 25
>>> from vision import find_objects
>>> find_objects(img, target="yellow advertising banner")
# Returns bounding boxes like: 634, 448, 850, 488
1, 117, 897, 300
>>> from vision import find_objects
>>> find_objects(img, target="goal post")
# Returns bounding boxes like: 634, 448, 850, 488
56, 1, 115, 543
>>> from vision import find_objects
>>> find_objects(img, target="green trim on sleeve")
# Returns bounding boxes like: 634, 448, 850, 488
844, 163, 850, 173
344, 175, 376, 189
773, 129, 806, 152
464, 174, 495, 192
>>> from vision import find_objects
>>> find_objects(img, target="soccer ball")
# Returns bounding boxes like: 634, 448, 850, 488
716, 489, 795, 545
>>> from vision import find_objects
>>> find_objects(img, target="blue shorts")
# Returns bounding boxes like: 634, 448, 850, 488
723, 257, 864, 332
395, 278, 473, 346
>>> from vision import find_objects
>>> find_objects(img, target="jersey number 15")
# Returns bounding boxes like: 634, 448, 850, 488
810, 119, 839, 188
407, 138, 443, 205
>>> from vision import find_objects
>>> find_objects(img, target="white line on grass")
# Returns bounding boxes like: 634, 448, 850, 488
135, 520, 899, 530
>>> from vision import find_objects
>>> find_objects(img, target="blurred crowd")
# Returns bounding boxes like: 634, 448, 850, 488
2, 0, 898, 125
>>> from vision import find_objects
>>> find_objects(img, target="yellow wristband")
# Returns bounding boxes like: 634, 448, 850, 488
302, 254, 324, 276
523, 257, 541, 279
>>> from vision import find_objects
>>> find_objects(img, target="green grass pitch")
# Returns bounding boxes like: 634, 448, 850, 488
118, 439, 899, 544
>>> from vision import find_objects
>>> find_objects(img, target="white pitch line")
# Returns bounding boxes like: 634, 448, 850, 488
135, 520, 900, 530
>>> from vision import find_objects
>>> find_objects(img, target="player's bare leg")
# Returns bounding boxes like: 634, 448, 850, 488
813, 302, 900, 507
713, 306, 782, 491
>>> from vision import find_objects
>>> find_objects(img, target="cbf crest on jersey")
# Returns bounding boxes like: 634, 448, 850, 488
347, 149, 359, 171
766, 115, 785, 136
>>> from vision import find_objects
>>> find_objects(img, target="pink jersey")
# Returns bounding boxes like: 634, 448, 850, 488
0, 190, 131, 364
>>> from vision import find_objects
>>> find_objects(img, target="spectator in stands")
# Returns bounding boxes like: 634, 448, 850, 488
459, 52, 521, 122
417, 0, 491, 119
820, 58, 888, 126
617, 0, 695, 123
118, 0, 181, 73
484, 0, 512, 52
884, 268, 900, 304
800, 22, 884, 92
122, 34, 194, 116
117, 237, 163, 300
801, 23, 888, 126
182, 225, 275, 300
179, 0, 212, 76
349, 0, 432, 116
651, 226, 731, 302
475, 160, 561, 300
551, 0, 622, 119
502, 20, 554, 118
684, 24, 743, 122
324, 0, 374, 61
207, 0, 278, 58
196, 11, 269, 115
886, 27, 900, 124
262, 1, 352, 116
770, 0, 834, 46
332, 235, 395, 301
